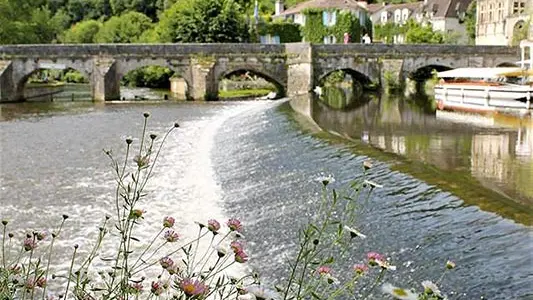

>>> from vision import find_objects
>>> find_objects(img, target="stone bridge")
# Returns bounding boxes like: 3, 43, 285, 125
0, 43, 520, 102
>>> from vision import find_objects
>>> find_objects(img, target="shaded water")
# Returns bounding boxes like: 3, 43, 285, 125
0, 89, 532, 299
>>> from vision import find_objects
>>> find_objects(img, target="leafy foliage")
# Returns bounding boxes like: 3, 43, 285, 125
61, 20, 103, 43
464, 1, 476, 44
301, 9, 363, 44
257, 20, 302, 43
375, 20, 445, 44
95, 11, 154, 43
155, 0, 249, 43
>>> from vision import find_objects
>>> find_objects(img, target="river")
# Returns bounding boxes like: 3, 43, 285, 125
0, 86, 532, 299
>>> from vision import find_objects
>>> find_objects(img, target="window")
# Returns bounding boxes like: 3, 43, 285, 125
489, 3, 493, 22
260, 35, 281, 44
322, 11, 337, 26
402, 9, 410, 22
480, 4, 486, 23
381, 11, 388, 23
498, 3, 503, 21
513, 0, 526, 14
394, 9, 401, 23
323, 35, 337, 44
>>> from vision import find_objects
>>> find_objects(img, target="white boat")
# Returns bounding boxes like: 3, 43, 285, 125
434, 40, 533, 116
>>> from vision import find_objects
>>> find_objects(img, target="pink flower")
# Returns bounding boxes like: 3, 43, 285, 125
151, 281, 164, 296
10, 265, 21, 274
25, 278, 35, 290
207, 219, 220, 232
36, 277, 47, 288
23, 238, 37, 251
317, 266, 332, 275
129, 282, 143, 294
353, 264, 368, 275
179, 278, 209, 297
367, 252, 384, 266
164, 230, 179, 243
227, 218, 243, 232
235, 250, 248, 263
129, 209, 145, 220
230, 241, 244, 253
163, 216, 175, 228
159, 256, 174, 269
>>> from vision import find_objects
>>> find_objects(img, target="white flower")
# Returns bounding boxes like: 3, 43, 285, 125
214, 245, 228, 258
245, 285, 279, 300
364, 180, 383, 189
381, 283, 418, 300
315, 174, 335, 186
377, 259, 397, 271
422, 280, 442, 297
344, 225, 367, 239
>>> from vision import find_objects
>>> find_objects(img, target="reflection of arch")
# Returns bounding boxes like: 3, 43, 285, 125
496, 62, 517, 67
217, 67, 286, 98
15, 65, 89, 97
318, 68, 373, 86
408, 64, 453, 81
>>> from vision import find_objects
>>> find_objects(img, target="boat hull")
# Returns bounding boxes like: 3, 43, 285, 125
434, 84, 533, 116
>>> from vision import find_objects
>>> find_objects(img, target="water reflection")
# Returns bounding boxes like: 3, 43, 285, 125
313, 87, 533, 224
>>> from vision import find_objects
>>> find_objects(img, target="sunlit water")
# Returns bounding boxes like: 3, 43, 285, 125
0, 87, 532, 299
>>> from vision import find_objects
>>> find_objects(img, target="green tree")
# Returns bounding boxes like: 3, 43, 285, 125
405, 20, 444, 44
465, 1, 476, 44
155, 0, 249, 43
95, 11, 153, 43
110, 0, 161, 20
61, 20, 103, 43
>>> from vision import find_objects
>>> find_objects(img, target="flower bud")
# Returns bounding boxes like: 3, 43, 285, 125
143, 112, 150, 118
174, 122, 180, 128
125, 137, 133, 145
1, 220, 7, 226
62, 214, 69, 220
149, 133, 157, 140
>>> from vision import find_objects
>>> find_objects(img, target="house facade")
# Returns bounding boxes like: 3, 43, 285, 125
270, 0, 370, 44
370, 0, 473, 44
476, 0, 533, 45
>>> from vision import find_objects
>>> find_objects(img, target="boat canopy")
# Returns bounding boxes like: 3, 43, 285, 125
497, 68, 533, 77
437, 67, 524, 78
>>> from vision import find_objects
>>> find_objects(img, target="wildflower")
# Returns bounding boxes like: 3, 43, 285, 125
421, 280, 442, 297
363, 159, 373, 170
353, 264, 369, 275
363, 180, 383, 189
381, 283, 418, 300
23, 238, 37, 251
133, 155, 150, 168
25, 278, 35, 290
36, 231, 47, 241
159, 256, 174, 270
245, 285, 279, 300
230, 241, 244, 253
376, 259, 397, 271
163, 216, 175, 228
446, 260, 456, 269
174, 122, 180, 128
36, 277, 47, 288
129, 209, 145, 220
207, 219, 220, 233
129, 282, 143, 294
344, 225, 367, 239
1, 220, 7, 226
235, 250, 249, 263
227, 218, 243, 232
367, 252, 384, 266
149, 133, 157, 140
143, 112, 151, 118
167, 264, 180, 275
164, 230, 179, 243
125, 137, 133, 145
151, 281, 164, 296
317, 266, 332, 275
315, 174, 335, 186
178, 278, 209, 297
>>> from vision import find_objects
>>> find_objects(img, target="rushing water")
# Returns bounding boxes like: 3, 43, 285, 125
0, 87, 532, 299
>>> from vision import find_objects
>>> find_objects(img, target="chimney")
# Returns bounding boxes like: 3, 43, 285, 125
275, 0, 284, 16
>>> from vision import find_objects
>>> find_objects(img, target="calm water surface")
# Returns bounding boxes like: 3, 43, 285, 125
0, 88, 532, 299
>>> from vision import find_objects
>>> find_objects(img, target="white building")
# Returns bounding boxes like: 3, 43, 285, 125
476, 0, 533, 45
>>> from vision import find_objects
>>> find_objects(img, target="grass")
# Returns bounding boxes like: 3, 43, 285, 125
219, 88, 273, 99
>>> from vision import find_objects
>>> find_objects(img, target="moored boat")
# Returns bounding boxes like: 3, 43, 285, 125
434, 40, 533, 116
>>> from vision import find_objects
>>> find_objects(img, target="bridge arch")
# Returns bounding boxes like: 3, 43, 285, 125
215, 65, 286, 99
117, 58, 191, 87
408, 64, 453, 81
318, 68, 373, 86
13, 60, 92, 101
